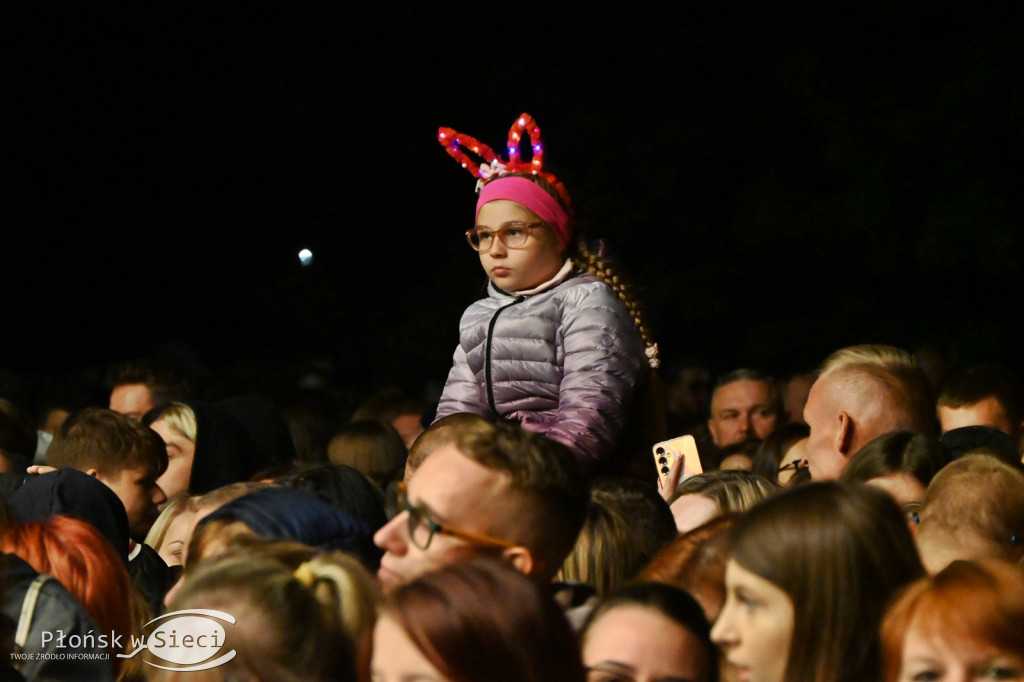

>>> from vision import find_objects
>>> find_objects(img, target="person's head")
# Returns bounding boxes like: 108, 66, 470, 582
0, 516, 133, 664
751, 422, 810, 486
639, 514, 737, 621
369, 558, 585, 682
327, 419, 407, 492
840, 431, 951, 509
803, 345, 936, 481
374, 420, 589, 589
145, 400, 264, 498
881, 559, 1024, 682
190, 486, 380, 570
668, 469, 778, 533
216, 394, 297, 478
582, 582, 718, 682
914, 454, 1024, 574
590, 477, 678, 572
556, 477, 677, 598
936, 363, 1024, 442
442, 116, 574, 294
44, 407, 168, 537
166, 553, 369, 682
160, 481, 272, 604
143, 494, 194, 566
275, 463, 388, 534
555, 498, 634, 597
196, 536, 381, 647
940, 426, 1022, 469
108, 358, 191, 420
711, 482, 924, 682
406, 413, 492, 484
707, 369, 782, 449
144, 402, 197, 499
780, 371, 816, 425
185, 480, 272, 539
352, 388, 426, 449
472, 187, 568, 293
665, 365, 712, 422
717, 438, 760, 471
6, 467, 131, 563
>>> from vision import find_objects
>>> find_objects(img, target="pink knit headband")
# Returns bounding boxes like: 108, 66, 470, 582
476, 177, 572, 249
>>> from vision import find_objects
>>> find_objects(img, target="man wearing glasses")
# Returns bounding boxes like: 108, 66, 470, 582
374, 420, 589, 590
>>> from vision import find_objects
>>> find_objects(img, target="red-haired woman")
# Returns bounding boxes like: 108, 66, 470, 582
882, 559, 1024, 682
1, 515, 133, 674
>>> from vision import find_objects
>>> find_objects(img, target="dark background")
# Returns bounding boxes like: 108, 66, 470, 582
4, 4, 1022, 400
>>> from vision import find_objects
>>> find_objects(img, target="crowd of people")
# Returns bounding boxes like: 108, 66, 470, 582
1, 113, 1023, 681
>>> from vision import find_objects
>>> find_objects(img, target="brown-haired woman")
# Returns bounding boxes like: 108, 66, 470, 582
711, 481, 924, 682
366, 557, 585, 682
582, 582, 718, 682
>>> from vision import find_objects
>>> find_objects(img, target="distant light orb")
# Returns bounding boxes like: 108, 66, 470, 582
298, 248, 313, 266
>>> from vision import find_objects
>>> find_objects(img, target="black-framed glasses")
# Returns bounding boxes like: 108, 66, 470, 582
465, 221, 546, 251
396, 482, 517, 551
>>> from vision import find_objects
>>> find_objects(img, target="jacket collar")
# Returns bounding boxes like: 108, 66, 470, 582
491, 258, 575, 298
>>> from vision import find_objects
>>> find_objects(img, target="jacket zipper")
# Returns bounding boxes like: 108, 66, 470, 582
485, 295, 526, 414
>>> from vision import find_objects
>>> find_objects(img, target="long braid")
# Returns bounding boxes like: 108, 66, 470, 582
576, 241, 660, 369
494, 172, 660, 369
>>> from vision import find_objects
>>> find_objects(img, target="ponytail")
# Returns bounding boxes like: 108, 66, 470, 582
292, 554, 379, 642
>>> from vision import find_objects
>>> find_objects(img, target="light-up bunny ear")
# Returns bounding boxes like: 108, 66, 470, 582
439, 113, 548, 181
437, 127, 500, 180
505, 113, 545, 175
439, 113, 571, 209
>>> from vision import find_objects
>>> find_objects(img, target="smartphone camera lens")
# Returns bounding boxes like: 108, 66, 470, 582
655, 447, 665, 455
661, 466, 670, 475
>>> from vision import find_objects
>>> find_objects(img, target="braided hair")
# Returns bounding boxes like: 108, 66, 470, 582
495, 173, 659, 368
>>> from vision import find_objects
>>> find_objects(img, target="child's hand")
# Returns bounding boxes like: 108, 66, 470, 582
656, 454, 685, 502
26, 465, 57, 475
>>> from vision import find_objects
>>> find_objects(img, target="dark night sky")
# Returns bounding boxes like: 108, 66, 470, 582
3, 4, 1022, 399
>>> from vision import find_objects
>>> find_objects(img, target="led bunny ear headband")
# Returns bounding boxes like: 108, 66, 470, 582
438, 113, 573, 249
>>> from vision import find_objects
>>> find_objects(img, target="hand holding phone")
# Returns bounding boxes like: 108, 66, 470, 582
653, 435, 703, 498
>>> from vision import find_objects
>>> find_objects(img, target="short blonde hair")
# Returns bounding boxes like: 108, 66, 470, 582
153, 402, 197, 442
818, 345, 936, 435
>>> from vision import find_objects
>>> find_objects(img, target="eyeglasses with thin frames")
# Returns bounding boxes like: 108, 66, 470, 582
395, 482, 517, 551
465, 221, 546, 251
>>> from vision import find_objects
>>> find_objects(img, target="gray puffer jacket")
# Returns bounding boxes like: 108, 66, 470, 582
435, 268, 645, 472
